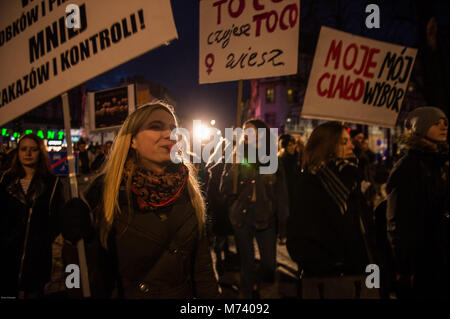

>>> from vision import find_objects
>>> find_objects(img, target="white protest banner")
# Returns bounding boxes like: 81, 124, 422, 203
0, 0, 178, 126
302, 26, 417, 127
199, 0, 300, 84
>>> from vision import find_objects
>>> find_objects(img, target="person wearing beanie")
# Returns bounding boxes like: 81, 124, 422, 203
386, 106, 449, 299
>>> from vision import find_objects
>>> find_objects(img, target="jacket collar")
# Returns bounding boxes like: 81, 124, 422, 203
5, 173, 48, 206
403, 135, 448, 155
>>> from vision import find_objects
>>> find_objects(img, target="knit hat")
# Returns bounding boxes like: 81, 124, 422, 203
404, 106, 447, 137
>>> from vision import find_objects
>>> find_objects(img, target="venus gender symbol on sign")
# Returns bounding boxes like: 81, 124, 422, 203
205, 53, 215, 75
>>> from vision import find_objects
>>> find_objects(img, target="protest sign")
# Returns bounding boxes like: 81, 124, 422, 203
87, 84, 135, 131
199, 0, 300, 84
302, 26, 417, 127
0, 0, 178, 126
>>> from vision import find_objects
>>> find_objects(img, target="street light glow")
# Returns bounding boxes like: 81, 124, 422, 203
194, 123, 210, 141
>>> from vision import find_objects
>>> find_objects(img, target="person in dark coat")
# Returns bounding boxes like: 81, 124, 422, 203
220, 119, 289, 299
351, 130, 377, 210
204, 139, 234, 276
386, 106, 449, 299
61, 102, 220, 299
76, 138, 91, 175
278, 135, 301, 192
0, 133, 64, 298
287, 122, 375, 298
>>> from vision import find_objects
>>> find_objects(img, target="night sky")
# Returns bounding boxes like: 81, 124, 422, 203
84, 0, 449, 131
85, 0, 244, 131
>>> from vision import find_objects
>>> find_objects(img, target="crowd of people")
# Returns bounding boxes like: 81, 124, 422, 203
0, 103, 448, 300
74, 139, 113, 176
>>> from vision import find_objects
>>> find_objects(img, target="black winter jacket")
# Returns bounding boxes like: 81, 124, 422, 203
206, 161, 233, 237
287, 160, 373, 277
386, 138, 449, 296
219, 161, 289, 237
0, 172, 63, 296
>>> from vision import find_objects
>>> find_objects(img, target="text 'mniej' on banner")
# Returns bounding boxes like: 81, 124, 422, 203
0, 0, 178, 126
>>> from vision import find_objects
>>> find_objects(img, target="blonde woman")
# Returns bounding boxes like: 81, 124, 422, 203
62, 102, 220, 299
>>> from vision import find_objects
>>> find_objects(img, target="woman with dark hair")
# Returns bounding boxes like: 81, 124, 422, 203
0, 133, 64, 298
220, 119, 288, 298
287, 122, 375, 298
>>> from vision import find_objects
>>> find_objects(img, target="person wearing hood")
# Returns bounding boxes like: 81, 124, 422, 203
386, 106, 449, 299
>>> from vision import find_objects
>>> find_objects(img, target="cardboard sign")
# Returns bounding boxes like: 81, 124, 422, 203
87, 85, 135, 131
199, 0, 300, 84
0, 0, 178, 126
302, 26, 417, 127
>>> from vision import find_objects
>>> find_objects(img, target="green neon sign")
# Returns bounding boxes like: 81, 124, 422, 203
0, 128, 66, 140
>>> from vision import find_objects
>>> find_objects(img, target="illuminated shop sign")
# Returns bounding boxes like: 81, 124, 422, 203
48, 140, 63, 146
1, 129, 65, 140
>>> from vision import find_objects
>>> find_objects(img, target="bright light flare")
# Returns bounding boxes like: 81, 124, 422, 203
194, 124, 210, 141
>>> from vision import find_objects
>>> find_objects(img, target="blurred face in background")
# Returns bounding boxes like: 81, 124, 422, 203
426, 118, 448, 143
286, 140, 296, 155
336, 129, 355, 158
18, 138, 39, 167
131, 108, 177, 170
105, 142, 112, 154
242, 123, 257, 147
352, 133, 364, 148
78, 142, 86, 152
361, 139, 370, 151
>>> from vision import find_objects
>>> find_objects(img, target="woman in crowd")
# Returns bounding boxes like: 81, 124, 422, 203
0, 133, 64, 298
278, 134, 302, 208
220, 119, 289, 299
61, 102, 220, 299
287, 121, 374, 298
386, 106, 449, 299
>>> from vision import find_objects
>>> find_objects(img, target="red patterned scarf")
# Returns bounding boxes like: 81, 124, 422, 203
122, 160, 188, 211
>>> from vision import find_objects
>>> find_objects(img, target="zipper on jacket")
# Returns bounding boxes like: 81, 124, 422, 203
17, 206, 33, 297
48, 177, 59, 213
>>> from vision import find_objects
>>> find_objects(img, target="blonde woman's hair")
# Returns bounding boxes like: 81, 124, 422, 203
98, 101, 205, 248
